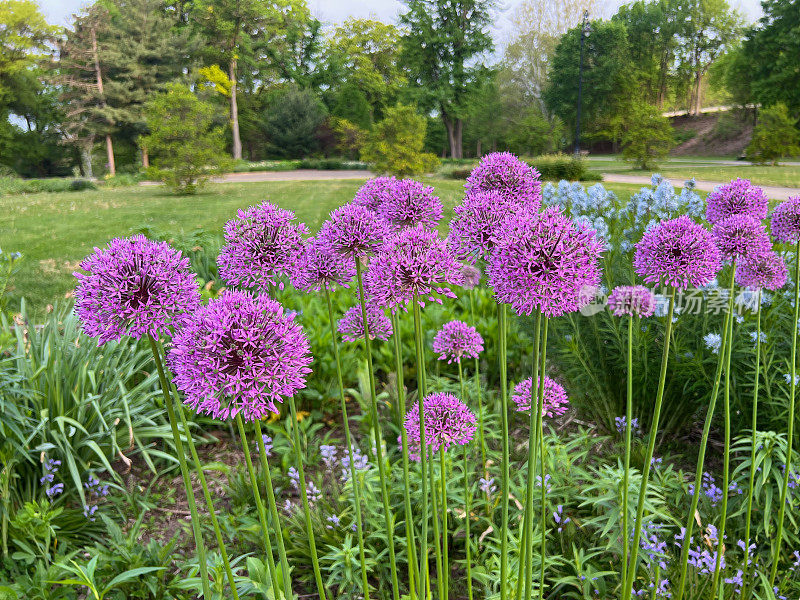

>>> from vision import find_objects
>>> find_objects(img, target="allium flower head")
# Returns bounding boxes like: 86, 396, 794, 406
318, 202, 389, 260
338, 305, 393, 342
74, 235, 200, 344
432, 320, 484, 363
217, 202, 308, 289
633, 216, 721, 290
705, 178, 769, 225
771, 196, 800, 243
461, 264, 482, 288
170, 290, 312, 421
449, 190, 514, 262
465, 152, 542, 211
511, 377, 569, 418
364, 225, 464, 310
353, 177, 396, 212
736, 251, 788, 290
403, 393, 477, 461
711, 214, 772, 262
488, 206, 604, 317
290, 237, 355, 292
380, 179, 443, 230
607, 285, 656, 317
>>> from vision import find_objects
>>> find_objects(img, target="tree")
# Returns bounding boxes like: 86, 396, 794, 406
621, 101, 674, 169
141, 83, 231, 193
262, 85, 327, 158
361, 104, 439, 176
400, 0, 495, 158
746, 103, 800, 165
331, 83, 372, 130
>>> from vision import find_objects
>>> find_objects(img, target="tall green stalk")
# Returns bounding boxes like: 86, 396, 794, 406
288, 395, 328, 600
324, 288, 371, 599
622, 315, 633, 588
771, 241, 800, 584
430, 449, 444, 600
744, 288, 762, 569
412, 294, 430, 600
457, 360, 474, 600
622, 290, 675, 600
234, 415, 280, 596
712, 264, 737, 596
536, 317, 550, 600
147, 336, 211, 599
440, 446, 449, 600
354, 260, 400, 600
469, 289, 488, 489
253, 420, 293, 600
674, 271, 735, 600
392, 311, 420, 599
498, 302, 510, 600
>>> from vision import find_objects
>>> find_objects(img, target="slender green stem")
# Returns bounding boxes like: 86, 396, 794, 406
254, 420, 293, 600
537, 317, 550, 600
498, 303, 510, 600
325, 288, 371, 599
675, 273, 735, 600
412, 294, 430, 600
458, 361, 474, 600
234, 415, 280, 596
354, 260, 400, 600
440, 446, 449, 600
469, 289, 488, 489
744, 288, 762, 568
771, 241, 800, 584
288, 396, 327, 600
147, 336, 211, 599
622, 290, 675, 600
712, 264, 737, 596
430, 450, 444, 600
622, 315, 633, 588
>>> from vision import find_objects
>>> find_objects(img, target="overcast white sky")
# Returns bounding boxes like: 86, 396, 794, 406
39, 0, 764, 38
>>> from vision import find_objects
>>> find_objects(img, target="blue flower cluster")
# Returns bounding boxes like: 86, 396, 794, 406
542, 181, 618, 249
40, 458, 63, 500
83, 474, 109, 520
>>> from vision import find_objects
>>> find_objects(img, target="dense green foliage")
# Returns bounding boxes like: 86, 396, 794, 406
746, 104, 800, 165
360, 104, 440, 177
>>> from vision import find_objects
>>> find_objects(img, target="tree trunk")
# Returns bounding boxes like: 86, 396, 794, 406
476, 139, 482, 157
142, 146, 149, 168
441, 111, 463, 159
454, 119, 463, 159
91, 26, 115, 176
105, 135, 116, 176
692, 72, 703, 115
229, 58, 242, 160
80, 138, 94, 179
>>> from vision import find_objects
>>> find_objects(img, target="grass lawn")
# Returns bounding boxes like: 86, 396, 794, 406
5, 178, 644, 312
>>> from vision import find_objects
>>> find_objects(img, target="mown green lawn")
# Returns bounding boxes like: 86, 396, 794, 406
5, 178, 643, 311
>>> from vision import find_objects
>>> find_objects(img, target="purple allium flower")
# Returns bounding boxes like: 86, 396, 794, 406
74, 235, 200, 344
465, 152, 542, 211
403, 393, 477, 461
633, 216, 721, 290
432, 320, 484, 363
364, 225, 464, 310
338, 305, 393, 342
352, 177, 396, 212
488, 206, 604, 317
607, 285, 656, 317
511, 377, 569, 418
217, 202, 308, 289
318, 203, 389, 260
711, 214, 772, 262
290, 237, 355, 292
170, 290, 312, 421
448, 190, 514, 262
380, 179, 443, 230
461, 264, 482, 288
705, 178, 769, 225
771, 196, 800, 243
736, 251, 788, 290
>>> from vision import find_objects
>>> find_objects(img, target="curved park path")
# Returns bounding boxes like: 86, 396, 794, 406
600, 173, 800, 200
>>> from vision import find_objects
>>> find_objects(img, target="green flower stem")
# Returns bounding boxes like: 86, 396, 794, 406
536, 317, 550, 600
412, 293, 430, 600
712, 264, 737, 596
253, 419, 293, 600
147, 336, 211, 599
519, 312, 542, 600
393, 311, 420, 599
498, 302, 510, 600
234, 415, 280, 596
622, 315, 633, 588
325, 288, 371, 599
430, 450, 444, 600
440, 446, 449, 600
744, 288, 762, 569
457, 360, 474, 600
288, 395, 328, 600
771, 241, 800, 584
675, 270, 735, 600
469, 289, 488, 489
622, 289, 675, 600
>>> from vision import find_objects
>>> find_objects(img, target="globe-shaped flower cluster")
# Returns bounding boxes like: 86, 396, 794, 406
432, 320, 484, 363
379, 178, 443, 231
711, 214, 772, 263
403, 392, 477, 461
771, 196, 800, 244
736, 251, 788, 291
291, 237, 355, 293
607, 285, 656, 318
511, 377, 569, 418
705, 178, 769, 225
465, 152, 542, 211
338, 305, 393, 342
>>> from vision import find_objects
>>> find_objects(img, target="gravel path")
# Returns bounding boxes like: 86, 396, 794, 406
601, 173, 800, 200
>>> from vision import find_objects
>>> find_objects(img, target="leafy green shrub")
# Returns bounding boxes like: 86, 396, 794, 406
361, 104, 440, 176
621, 102, 674, 169
747, 103, 800, 165
297, 158, 369, 170
527, 153, 599, 181
710, 111, 744, 142
0, 177, 97, 196
673, 128, 697, 145
263, 86, 328, 159
101, 174, 141, 188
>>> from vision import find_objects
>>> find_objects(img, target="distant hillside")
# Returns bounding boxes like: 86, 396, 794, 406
670, 111, 755, 157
